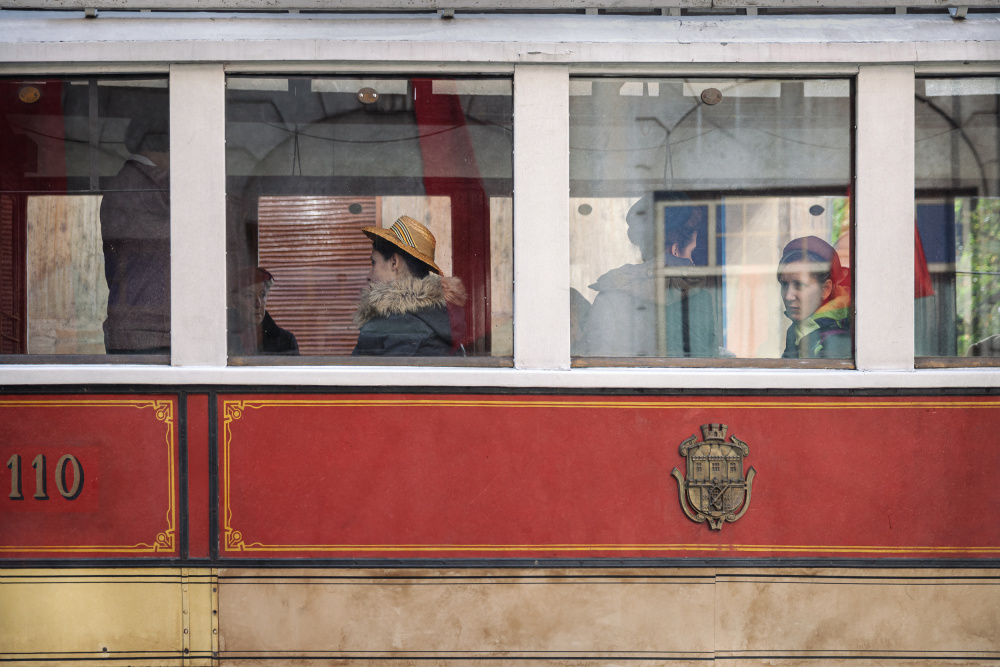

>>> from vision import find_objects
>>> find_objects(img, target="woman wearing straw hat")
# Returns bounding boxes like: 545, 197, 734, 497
353, 216, 467, 356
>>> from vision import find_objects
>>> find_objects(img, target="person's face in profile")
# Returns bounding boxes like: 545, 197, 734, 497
368, 248, 402, 285
671, 231, 697, 261
237, 284, 268, 327
778, 261, 832, 322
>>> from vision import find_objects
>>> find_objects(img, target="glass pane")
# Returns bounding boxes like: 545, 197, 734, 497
569, 78, 852, 361
225, 77, 513, 359
0, 78, 170, 357
915, 78, 1000, 358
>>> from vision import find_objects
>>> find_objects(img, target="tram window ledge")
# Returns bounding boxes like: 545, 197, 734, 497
0, 354, 170, 365
915, 357, 1000, 369
572, 357, 855, 370
228, 356, 514, 368
1, 365, 1000, 391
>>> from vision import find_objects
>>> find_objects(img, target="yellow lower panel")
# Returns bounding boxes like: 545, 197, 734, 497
0, 568, 217, 665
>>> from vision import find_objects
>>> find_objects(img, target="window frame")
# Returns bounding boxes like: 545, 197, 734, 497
221, 72, 517, 365
1, 11, 998, 388
564, 75, 859, 368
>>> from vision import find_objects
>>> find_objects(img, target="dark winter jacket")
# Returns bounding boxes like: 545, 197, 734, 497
352, 275, 466, 357
100, 157, 170, 353
261, 312, 299, 355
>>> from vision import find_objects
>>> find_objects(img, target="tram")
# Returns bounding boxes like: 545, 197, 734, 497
2, 1, 1000, 664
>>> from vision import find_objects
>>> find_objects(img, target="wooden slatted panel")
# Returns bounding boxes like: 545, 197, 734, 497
257, 196, 375, 356
0, 194, 21, 353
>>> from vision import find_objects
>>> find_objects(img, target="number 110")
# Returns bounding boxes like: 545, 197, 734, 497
6, 454, 84, 501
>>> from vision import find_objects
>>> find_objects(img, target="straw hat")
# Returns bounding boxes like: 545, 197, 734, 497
362, 216, 442, 275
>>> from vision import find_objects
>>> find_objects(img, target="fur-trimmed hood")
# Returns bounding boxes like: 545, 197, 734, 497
354, 274, 467, 328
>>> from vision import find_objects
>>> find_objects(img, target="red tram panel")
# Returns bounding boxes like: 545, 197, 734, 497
0, 395, 180, 558
218, 394, 1000, 560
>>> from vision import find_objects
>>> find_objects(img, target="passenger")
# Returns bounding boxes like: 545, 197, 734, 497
231, 267, 299, 356
578, 195, 718, 357
100, 116, 170, 354
777, 236, 851, 359
352, 216, 466, 356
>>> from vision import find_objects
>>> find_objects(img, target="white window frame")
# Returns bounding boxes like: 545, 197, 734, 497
0, 11, 998, 389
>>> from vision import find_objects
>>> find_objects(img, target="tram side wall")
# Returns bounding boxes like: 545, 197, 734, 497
1, 391, 999, 663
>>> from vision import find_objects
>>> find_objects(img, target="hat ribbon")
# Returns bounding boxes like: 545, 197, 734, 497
390, 220, 417, 250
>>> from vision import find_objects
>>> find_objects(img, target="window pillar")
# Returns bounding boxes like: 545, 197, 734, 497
170, 64, 227, 367
513, 65, 570, 370
855, 65, 915, 370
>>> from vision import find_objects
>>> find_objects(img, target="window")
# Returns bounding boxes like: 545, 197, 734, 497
225, 76, 513, 362
915, 77, 1000, 361
0, 78, 170, 359
569, 78, 853, 364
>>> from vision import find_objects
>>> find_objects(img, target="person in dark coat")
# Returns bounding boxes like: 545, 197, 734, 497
777, 236, 851, 359
231, 267, 299, 356
352, 216, 466, 357
100, 117, 171, 353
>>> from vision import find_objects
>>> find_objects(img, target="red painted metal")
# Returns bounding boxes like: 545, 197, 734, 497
413, 79, 492, 352
218, 394, 1000, 559
187, 393, 211, 560
0, 395, 179, 558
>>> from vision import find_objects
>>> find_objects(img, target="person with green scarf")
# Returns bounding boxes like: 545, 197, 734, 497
777, 236, 851, 359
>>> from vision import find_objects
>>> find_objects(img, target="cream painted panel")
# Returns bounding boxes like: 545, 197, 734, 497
170, 63, 227, 367
227, 661, 708, 667
513, 65, 570, 370
227, 662, 707, 667
186, 568, 221, 659
715, 570, 1000, 657
217, 569, 716, 657
855, 65, 915, 371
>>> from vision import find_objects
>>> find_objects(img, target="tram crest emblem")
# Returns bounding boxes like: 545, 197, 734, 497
671, 423, 756, 531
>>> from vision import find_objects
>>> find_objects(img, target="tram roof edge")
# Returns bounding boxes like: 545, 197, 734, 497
0, 12, 998, 67
2, 0, 1000, 9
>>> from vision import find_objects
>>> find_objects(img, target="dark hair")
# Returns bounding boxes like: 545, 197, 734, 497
777, 237, 837, 285
664, 217, 697, 254
627, 193, 699, 261
372, 236, 432, 279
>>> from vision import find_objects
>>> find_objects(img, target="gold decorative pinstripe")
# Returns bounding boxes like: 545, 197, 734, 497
0, 398, 177, 555
221, 397, 1000, 556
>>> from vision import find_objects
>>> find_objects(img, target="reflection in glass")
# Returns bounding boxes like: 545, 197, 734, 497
569, 78, 853, 360
0, 78, 170, 356
915, 78, 1000, 358
225, 77, 513, 359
